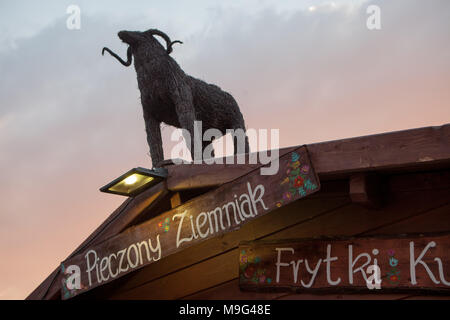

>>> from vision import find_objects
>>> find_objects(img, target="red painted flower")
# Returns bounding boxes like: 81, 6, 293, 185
293, 176, 304, 188
390, 275, 398, 282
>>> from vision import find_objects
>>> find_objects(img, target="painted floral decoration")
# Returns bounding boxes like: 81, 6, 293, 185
389, 256, 399, 267
159, 217, 170, 232
385, 249, 400, 285
283, 192, 292, 201
301, 165, 310, 174
240, 250, 272, 285
240, 250, 248, 264
277, 151, 317, 207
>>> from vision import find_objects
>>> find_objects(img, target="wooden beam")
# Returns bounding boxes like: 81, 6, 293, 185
166, 147, 298, 190
167, 124, 450, 191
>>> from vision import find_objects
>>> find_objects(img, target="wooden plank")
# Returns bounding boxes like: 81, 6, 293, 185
113, 249, 239, 300
105, 187, 450, 300
26, 182, 168, 300
59, 147, 320, 299
264, 189, 450, 241
387, 170, 450, 192
362, 204, 450, 236
166, 124, 450, 191
238, 234, 450, 293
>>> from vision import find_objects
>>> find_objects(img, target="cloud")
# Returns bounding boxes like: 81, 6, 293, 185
182, 0, 450, 146
0, 0, 449, 299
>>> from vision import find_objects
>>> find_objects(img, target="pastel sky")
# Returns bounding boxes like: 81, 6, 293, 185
0, 0, 449, 299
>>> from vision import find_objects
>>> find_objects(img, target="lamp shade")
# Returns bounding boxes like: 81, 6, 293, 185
100, 167, 167, 197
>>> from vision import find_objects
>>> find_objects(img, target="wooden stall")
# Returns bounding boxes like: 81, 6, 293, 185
27, 124, 450, 300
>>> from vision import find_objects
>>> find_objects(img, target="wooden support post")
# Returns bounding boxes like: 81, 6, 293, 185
170, 192, 182, 209
349, 173, 383, 209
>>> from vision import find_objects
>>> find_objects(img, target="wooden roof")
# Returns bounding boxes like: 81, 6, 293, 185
26, 123, 450, 300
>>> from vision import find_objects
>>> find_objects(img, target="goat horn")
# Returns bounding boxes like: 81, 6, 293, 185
169, 40, 183, 54
102, 46, 132, 66
147, 29, 182, 54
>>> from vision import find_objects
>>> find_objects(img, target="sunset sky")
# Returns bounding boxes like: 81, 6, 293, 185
0, 0, 449, 299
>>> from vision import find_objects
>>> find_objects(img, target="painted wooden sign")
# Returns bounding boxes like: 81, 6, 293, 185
239, 233, 450, 293
60, 146, 320, 299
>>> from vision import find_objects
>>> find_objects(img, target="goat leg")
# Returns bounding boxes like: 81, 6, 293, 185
171, 86, 199, 162
143, 113, 164, 167
203, 139, 215, 160
232, 115, 250, 155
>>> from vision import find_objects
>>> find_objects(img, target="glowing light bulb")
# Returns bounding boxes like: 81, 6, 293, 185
124, 174, 138, 185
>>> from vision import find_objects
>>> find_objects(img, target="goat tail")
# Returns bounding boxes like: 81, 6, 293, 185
102, 46, 132, 67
